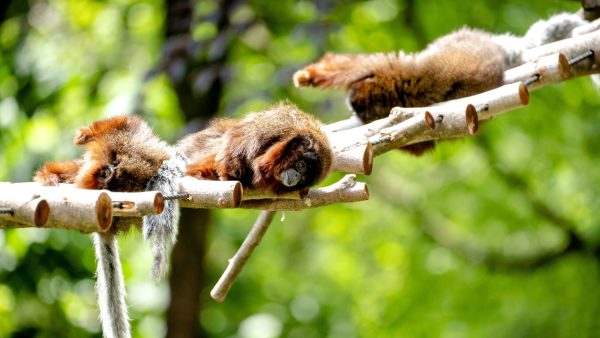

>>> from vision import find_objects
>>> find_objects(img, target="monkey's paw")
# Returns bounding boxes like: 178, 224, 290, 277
33, 169, 60, 186
293, 70, 313, 87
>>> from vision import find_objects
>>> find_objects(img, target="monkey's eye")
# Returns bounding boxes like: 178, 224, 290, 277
295, 160, 306, 174
97, 165, 114, 184
109, 150, 117, 162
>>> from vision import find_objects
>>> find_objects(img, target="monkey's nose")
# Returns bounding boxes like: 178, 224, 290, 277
281, 168, 301, 187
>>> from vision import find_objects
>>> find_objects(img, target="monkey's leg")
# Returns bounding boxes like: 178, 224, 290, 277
33, 159, 84, 186
93, 233, 131, 338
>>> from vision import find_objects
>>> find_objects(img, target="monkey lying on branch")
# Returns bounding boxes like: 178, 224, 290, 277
294, 12, 591, 154
34, 116, 185, 338
178, 101, 333, 196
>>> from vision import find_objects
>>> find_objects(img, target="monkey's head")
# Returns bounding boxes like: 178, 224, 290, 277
253, 132, 333, 195
73, 116, 170, 191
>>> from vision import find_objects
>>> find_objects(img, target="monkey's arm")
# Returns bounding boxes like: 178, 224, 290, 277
186, 154, 220, 180
34, 159, 84, 186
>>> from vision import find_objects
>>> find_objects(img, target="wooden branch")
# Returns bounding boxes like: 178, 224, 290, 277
0, 192, 49, 228
210, 210, 277, 302
0, 182, 112, 233
323, 114, 363, 132
109, 191, 164, 217
242, 188, 307, 201
522, 29, 600, 63
0, 174, 368, 229
573, 17, 600, 35
240, 174, 368, 210
178, 177, 242, 209
333, 141, 373, 175
328, 82, 527, 157
504, 53, 571, 89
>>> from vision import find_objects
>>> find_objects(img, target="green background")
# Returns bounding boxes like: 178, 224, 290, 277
1, 0, 599, 337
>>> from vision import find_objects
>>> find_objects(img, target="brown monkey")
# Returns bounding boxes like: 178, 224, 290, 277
35, 116, 171, 190
177, 101, 333, 195
34, 116, 186, 338
294, 29, 506, 155
294, 13, 592, 154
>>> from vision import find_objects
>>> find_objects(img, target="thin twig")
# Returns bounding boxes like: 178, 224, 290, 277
210, 210, 277, 302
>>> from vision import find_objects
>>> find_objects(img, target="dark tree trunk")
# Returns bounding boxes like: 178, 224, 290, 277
161, 0, 236, 337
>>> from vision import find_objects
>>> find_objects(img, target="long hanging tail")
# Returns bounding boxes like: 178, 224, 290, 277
93, 232, 131, 338
143, 151, 187, 280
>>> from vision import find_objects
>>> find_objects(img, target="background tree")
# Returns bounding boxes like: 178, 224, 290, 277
0, 1, 599, 337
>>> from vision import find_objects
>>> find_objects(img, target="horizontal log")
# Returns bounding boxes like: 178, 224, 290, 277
0, 182, 112, 233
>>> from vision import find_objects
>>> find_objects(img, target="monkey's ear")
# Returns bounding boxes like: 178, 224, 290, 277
75, 127, 94, 145
74, 116, 134, 145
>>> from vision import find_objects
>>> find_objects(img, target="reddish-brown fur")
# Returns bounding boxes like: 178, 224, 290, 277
294, 29, 507, 155
34, 116, 170, 193
34, 159, 84, 186
177, 102, 333, 195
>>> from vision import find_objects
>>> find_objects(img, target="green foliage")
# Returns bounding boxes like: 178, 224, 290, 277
1, 0, 599, 337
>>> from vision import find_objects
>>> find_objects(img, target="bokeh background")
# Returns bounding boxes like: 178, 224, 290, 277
1, 0, 600, 337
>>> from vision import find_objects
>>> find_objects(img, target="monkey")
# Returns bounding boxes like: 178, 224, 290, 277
34, 116, 186, 338
177, 101, 333, 195
293, 12, 592, 155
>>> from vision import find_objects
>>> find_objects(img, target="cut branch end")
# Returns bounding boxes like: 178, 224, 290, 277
558, 53, 571, 79
518, 82, 530, 105
35, 200, 50, 226
95, 192, 113, 232
232, 182, 243, 207
363, 142, 374, 175
424, 111, 435, 130
465, 104, 479, 135
154, 193, 165, 214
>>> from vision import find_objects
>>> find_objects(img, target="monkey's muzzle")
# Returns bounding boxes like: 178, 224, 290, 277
281, 168, 302, 187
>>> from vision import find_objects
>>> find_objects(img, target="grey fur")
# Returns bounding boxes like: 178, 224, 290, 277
93, 232, 131, 338
493, 12, 588, 68
524, 13, 586, 47
143, 150, 187, 280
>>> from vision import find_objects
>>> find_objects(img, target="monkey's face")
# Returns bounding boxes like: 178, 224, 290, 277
254, 134, 332, 194
278, 151, 319, 188
72, 116, 170, 192
76, 148, 163, 192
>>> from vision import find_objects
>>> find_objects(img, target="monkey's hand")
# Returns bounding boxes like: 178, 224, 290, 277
186, 154, 220, 180
293, 53, 372, 89
33, 160, 84, 186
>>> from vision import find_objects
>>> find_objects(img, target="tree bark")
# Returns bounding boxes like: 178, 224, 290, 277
163, 0, 235, 336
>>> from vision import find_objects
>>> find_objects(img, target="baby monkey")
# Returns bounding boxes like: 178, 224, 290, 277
34, 116, 185, 338
178, 101, 333, 195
